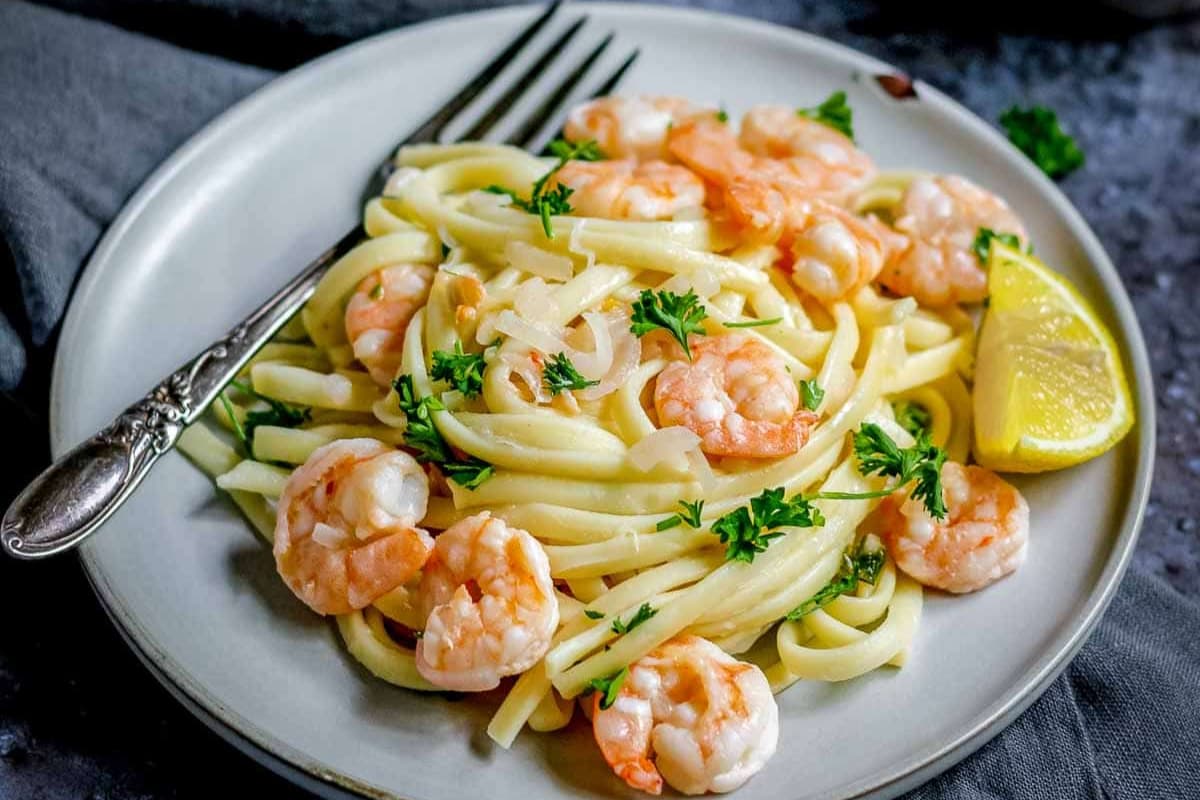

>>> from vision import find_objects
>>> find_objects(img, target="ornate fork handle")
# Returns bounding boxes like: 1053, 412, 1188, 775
0, 227, 364, 560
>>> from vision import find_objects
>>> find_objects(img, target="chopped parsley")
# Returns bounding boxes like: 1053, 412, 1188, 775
611, 603, 657, 635
999, 105, 1084, 179
797, 90, 854, 141
710, 487, 825, 563
656, 499, 705, 531
723, 317, 781, 329
392, 374, 493, 489
812, 423, 947, 519
585, 667, 629, 710
630, 288, 708, 359
800, 379, 825, 412
542, 352, 600, 396
368, 282, 384, 300
786, 538, 886, 620
893, 401, 932, 438
223, 378, 311, 457
430, 340, 487, 399
971, 227, 1022, 264
716, 108, 729, 123
484, 138, 603, 239
583, 609, 605, 620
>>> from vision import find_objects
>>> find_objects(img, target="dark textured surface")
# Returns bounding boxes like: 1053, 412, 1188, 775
0, 2, 1198, 799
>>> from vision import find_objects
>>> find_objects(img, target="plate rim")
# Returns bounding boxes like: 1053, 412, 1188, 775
52, 3, 1158, 799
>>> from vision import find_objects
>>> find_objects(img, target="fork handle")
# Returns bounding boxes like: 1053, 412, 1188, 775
1, 225, 366, 560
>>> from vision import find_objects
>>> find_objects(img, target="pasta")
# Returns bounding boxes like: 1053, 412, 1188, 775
176, 93, 1073, 796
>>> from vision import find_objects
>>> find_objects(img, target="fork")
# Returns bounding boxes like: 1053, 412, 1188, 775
0, 2, 638, 560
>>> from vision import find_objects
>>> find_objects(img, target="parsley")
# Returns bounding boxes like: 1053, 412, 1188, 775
486, 138, 603, 239
585, 667, 628, 710
583, 609, 605, 620
656, 499, 705, 532
611, 603, 657, 635
710, 487, 824, 563
542, 352, 600, 396
800, 379, 825, 412
999, 105, 1084, 179
392, 374, 494, 489
814, 423, 947, 519
893, 401, 931, 438
630, 288, 708, 359
797, 90, 854, 141
716, 108, 729, 123
430, 341, 487, 399
723, 317, 781, 329
224, 378, 311, 457
786, 538, 886, 620
368, 282, 384, 300
971, 227, 1022, 264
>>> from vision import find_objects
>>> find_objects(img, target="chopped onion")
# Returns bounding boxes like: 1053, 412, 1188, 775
495, 310, 568, 355
382, 167, 420, 198
568, 219, 596, 271
436, 224, 459, 251
475, 310, 501, 345
466, 188, 512, 211
569, 312, 613, 380
628, 426, 700, 472
313, 522, 350, 550
513, 277, 560, 322
660, 266, 719, 298
577, 312, 640, 401
501, 351, 550, 403
685, 446, 717, 494
505, 240, 573, 282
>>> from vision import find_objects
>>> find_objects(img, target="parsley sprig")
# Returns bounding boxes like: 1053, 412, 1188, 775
800, 379, 825, 412
711, 487, 825, 563
485, 138, 603, 239
971, 227, 1022, 264
798, 90, 855, 141
812, 423, 947, 519
656, 499, 705, 532
430, 341, 487, 399
392, 374, 494, 489
585, 667, 629, 710
723, 317, 781, 329
611, 603, 657, 635
786, 538, 886, 620
630, 288, 708, 359
222, 378, 311, 457
542, 352, 600, 396
999, 105, 1084, 179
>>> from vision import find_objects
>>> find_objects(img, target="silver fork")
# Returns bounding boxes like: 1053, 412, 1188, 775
1, 2, 638, 560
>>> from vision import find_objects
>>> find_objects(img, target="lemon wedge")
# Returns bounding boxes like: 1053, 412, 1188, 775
972, 243, 1134, 472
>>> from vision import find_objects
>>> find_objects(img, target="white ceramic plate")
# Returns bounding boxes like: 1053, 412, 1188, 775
54, 4, 1155, 799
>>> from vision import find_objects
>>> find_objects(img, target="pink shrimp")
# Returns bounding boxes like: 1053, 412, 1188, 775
274, 438, 433, 615
343, 262, 435, 386
592, 635, 778, 796
554, 159, 706, 221
565, 95, 714, 161
877, 461, 1029, 594
654, 333, 818, 459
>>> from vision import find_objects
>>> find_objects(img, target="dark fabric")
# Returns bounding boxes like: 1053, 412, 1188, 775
0, 1, 1197, 798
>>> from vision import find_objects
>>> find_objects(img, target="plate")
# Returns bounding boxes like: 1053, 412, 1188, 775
53, 4, 1155, 798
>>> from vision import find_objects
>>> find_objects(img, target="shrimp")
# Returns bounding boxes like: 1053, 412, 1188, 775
565, 95, 713, 161
877, 461, 1029, 594
554, 159, 706, 221
415, 512, 559, 692
785, 200, 889, 302
654, 333, 818, 459
591, 635, 778, 796
877, 175, 1027, 307
274, 438, 433, 615
343, 262, 435, 386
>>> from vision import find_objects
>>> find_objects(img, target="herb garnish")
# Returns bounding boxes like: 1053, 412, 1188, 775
786, 538, 886, 620
893, 401, 932, 438
999, 105, 1084, 179
368, 282, 384, 300
656, 499, 705, 532
723, 317, 781, 329
223, 378, 311, 457
542, 352, 600, 396
484, 138, 603, 239
800, 379, 825, 412
630, 288, 708, 359
611, 603, 658, 635
392, 374, 494, 489
797, 90, 854, 141
971, 227, 1022, 264
811, 424, 947, 519
430, 340, 487, 399
585, 667, 629, 710
710, 487, 825, 563
583, 609, 605, 620
716, 108, 729, 123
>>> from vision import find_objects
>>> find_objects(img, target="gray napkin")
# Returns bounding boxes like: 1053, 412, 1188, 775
1, 2, 1197, 798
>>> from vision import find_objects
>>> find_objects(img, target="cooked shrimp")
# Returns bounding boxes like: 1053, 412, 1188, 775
654, 333, 818, 458
877, 461, 1029, 594
343, 263, 435, 386
877, 175, 1027, 307
415, 512, 559, 692
274, 439, 433, 615
738, 105, 875, 203
554, 159, 706, 221
786, 201, 888, 302
592, 635, 778, 796
565, 95, 712, 161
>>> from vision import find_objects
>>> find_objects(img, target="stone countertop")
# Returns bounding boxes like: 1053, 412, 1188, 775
0, 2, 1197, 798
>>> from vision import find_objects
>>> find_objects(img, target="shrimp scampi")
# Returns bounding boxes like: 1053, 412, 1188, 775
344, 262, 435, 386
